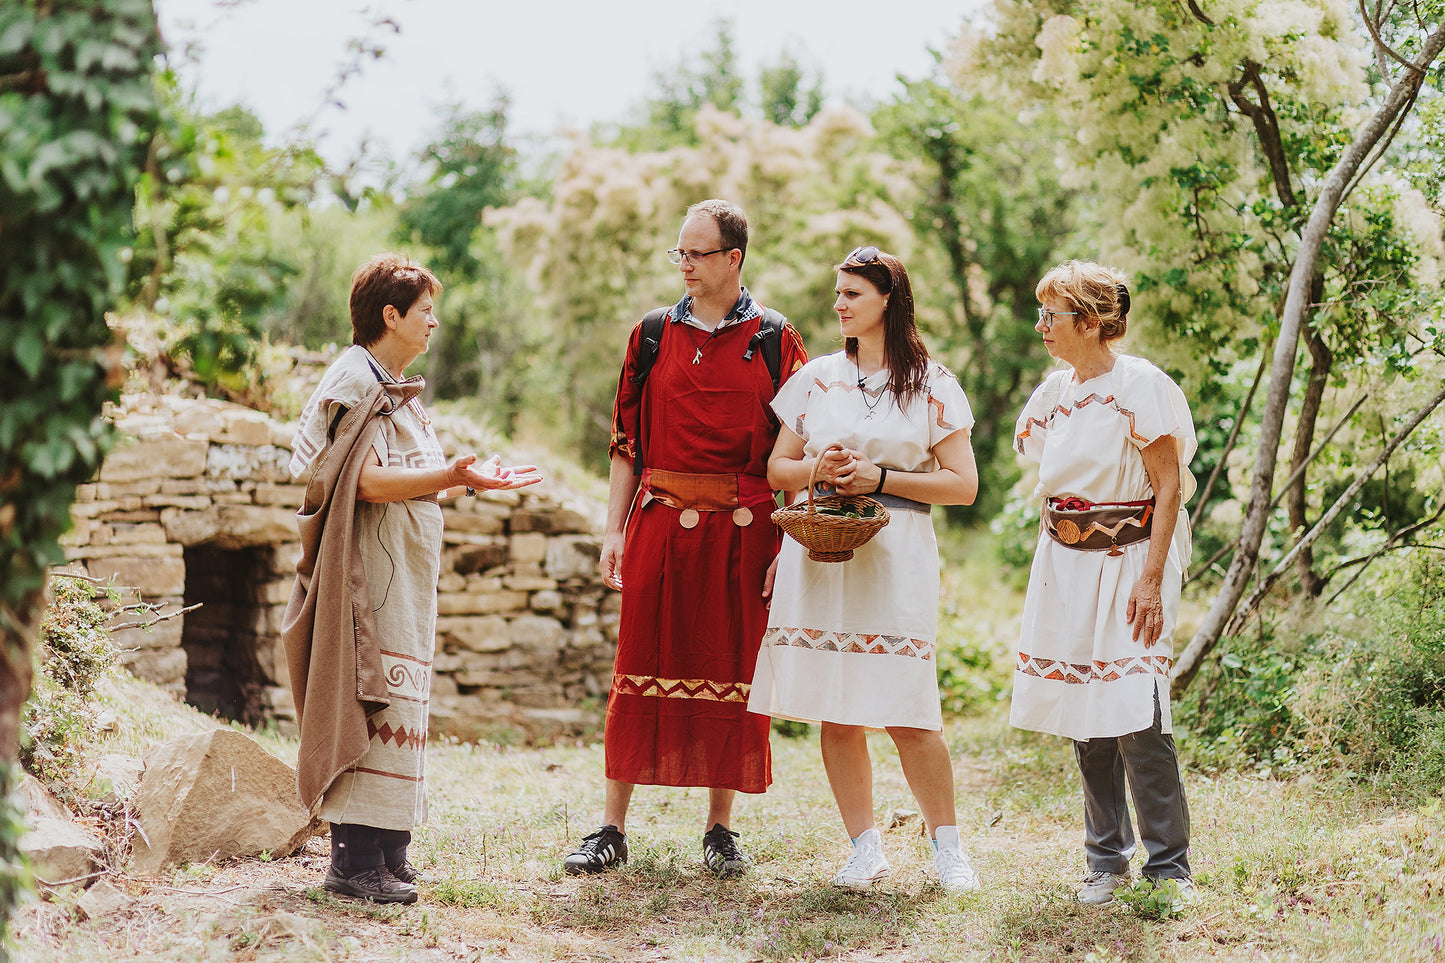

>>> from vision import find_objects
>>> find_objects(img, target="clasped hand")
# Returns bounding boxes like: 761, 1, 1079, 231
449, 454, 543, 493
820, 445, 880, 496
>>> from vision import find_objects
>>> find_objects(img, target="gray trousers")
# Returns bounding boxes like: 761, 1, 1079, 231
1072, 690, 1191, 880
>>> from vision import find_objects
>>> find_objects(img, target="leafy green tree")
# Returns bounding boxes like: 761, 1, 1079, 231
759, 51, 824, 129
0, 0, 161, 939
391, 100, 541, 423
126, 74, 327, 398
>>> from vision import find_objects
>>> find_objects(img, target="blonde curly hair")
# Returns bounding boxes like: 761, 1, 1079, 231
1035, 260, 1131, 344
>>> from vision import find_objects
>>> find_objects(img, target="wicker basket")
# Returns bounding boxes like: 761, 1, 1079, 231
771, 447, 890, 562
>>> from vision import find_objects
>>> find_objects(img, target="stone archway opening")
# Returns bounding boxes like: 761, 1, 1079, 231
180, 545, 283, 727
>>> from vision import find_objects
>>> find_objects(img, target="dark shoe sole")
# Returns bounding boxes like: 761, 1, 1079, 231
323, 875, 418, 904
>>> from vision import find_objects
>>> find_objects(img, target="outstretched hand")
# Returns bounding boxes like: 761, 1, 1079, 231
450, 454, 544, 492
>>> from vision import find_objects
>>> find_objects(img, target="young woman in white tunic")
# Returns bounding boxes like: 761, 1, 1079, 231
1008, 260, 1198, 909
750, 247, 982, 892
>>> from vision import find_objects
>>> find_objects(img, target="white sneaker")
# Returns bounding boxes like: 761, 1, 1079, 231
1159, 876, 1200, 913
932, 826, 981, 893
1078, 870, 1131, 905
832, 828, 890, 890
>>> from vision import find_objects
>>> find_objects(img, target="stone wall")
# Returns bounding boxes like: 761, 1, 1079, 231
60, 391, 618, 742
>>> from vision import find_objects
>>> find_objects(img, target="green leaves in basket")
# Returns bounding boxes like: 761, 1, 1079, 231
815, 501, 877, 519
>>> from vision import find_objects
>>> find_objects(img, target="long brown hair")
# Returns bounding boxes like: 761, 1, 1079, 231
836, 248, 929, 406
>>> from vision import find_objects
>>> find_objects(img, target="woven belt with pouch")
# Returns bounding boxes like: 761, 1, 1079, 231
639, 469, 775, 529
1043, 497, 1154, 557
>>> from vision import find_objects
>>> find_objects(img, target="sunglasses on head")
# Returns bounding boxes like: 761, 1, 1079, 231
845, 245, 881, 265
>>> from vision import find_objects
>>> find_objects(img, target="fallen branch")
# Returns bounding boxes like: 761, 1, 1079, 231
109, 602, 202, 632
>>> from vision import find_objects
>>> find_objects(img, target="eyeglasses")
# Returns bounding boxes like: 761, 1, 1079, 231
667, 247, 732, 265
1037, 307, 1079, 330
844, 245, 881, 264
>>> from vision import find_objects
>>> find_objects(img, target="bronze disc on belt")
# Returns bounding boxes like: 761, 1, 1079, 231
1055, 518, 1082, 544
679, 508, 700, 529
732, 506, 753, 527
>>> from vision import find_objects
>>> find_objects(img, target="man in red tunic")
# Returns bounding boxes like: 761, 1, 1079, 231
562, 199, 807, 877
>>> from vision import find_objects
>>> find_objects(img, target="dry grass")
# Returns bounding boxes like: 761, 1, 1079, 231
13, 675, 1445, 963
14, 531, 1445, 961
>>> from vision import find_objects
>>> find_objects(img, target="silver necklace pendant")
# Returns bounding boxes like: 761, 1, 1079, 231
692, 348, 703, 364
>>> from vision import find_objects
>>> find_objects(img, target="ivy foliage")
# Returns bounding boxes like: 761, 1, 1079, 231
0, 0, 160, 946
0, 0, 160, 608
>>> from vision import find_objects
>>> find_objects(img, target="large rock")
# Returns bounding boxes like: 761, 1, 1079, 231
21, 818, 106, 885
129, 729, 318, 875
77, 879, 133, 919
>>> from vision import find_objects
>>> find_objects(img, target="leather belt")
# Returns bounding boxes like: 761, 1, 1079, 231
1043, 497, 1153, 556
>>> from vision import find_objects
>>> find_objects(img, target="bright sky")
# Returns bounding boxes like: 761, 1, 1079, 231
154, 0, 988, 164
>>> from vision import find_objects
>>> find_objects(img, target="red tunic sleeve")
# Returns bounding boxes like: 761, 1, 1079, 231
778, 323, 808, 387
608, 318, 648, 464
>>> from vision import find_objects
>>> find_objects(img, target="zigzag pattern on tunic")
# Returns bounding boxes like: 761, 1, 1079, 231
807, 379, 956, 432
1014, 393, 1148, 454
764, 626, 936, 661
927, 394, 955, 431
366, 718, 428, 751
1015, 651, 1171, 683
612, 673, 750, 702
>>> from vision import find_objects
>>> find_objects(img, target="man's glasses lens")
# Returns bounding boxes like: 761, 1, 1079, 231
667, 248, 729, 265
846, 246, 881, 264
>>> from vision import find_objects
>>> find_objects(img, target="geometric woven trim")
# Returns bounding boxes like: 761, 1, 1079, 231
765, 626, 935, 661
1015, 651, 1171, 684
1015, 392, 1148, 454
366, 718, 428, 751
611, 673, 750, 703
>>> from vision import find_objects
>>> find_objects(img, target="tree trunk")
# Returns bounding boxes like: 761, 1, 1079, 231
1286, 293, 1332, 598
0, 591, 42, 765
1171, 22, 1445, 694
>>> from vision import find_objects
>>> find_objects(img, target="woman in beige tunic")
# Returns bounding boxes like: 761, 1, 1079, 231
287, 253, 540, 904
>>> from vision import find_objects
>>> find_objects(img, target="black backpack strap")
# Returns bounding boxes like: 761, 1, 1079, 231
629, 307, 670, 386
743, 307, 787, 392
629, 307, 670, 475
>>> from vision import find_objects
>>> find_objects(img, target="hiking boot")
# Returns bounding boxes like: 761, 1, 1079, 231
563, 825, 628, 875
323, 865, 418, 904
1078, 870, 1130, 905
832, 828, 890, 890
387, 860, 434, 885
932, 826, 981, 893
702, 823, 749, 877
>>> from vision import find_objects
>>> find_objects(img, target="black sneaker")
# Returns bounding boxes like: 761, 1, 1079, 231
563, 825, 628, 875
323, 865, 418, 904
702, 823, 749, 878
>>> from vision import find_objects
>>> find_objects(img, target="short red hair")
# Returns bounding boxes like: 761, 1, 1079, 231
348, 253, 441, 347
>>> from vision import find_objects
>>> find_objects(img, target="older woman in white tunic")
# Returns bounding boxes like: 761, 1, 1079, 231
750, 246, 982, 893
288, 253, 540, 904
1009, 260, 1198, 908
